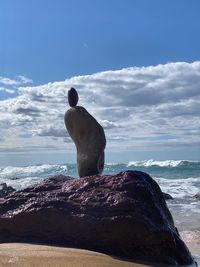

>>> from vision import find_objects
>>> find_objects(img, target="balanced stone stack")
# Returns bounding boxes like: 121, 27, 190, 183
64, 88, 106, 178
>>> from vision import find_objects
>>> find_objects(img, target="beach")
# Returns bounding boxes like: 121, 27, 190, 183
0, 243, 198, 267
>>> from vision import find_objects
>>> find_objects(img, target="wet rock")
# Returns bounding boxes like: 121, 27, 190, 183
0, 183, 15, 198
162, 192, 173, 200
0, 171, 193, 265
65, 89, 106, 177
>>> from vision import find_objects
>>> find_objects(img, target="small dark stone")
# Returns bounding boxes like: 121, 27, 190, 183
0, 171, 193, 265
162, 192, 173, 200
0, 183, 16, 198
68, 87, 78, 107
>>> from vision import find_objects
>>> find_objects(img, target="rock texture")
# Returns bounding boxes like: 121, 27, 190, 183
162, 192, 173, 200
65, 88, 106, 177
0, 171, 193, 265
0, 183, 15, 198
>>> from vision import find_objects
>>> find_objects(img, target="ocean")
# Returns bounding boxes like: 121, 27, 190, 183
0, 159, 199, 265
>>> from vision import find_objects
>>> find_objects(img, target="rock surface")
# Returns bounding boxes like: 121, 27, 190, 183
65, 104, 106, 178
162, 192, 173, 200
0, 183, 15, 198
0, 171, 193, 265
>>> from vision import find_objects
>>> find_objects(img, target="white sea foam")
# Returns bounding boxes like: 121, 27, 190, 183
127, 159, 196, 167
106, 163, 121, 166
0, 164, 68, 178
181, 231, 200, 242
155, 177, 200, 198
180, 231, 200, 265
0, 164, 68, 190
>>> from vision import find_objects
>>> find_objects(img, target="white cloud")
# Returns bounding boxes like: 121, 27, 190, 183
0, 62, 200, 154
6, 89, 15, 94
0, 75, 33, 86
17, 75, 33, 84
0, 87, 15, 94
0, 75, 33, 98
0, 77, 19, 85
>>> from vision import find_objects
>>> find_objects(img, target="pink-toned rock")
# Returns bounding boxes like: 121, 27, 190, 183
0, 171, 193, 265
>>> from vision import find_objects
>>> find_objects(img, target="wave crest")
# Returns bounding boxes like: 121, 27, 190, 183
127, 159, 198, 168
0, 164, 68, 179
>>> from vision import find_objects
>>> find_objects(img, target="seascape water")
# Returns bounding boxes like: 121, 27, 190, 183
0, 159, 199, 264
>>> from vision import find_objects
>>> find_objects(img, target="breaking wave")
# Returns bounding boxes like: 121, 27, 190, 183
127, 159, 200, 168
0, 164, 68, 179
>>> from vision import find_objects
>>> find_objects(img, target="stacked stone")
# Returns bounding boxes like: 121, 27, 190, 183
64, 88, 106, 178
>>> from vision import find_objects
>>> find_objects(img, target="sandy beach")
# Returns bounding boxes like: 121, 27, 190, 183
0, 243, 152, 267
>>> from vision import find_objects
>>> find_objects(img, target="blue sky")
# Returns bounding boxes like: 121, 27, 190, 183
1, 0, 200, 84
0, 1, 200, 165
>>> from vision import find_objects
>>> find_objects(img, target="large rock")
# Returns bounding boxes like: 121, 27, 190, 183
0, 171, 193, 265
65, 91, 106, 177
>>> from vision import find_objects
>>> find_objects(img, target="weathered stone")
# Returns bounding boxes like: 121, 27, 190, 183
68, 87, 79, 107
0, 183, 15, 198
0, 171, 193, 265
65, 105, 106, 178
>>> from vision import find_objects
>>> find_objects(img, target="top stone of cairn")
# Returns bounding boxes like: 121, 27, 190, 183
68, 87, 79, 107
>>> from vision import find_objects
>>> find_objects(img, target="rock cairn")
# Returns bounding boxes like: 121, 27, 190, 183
64, 88, 106, 177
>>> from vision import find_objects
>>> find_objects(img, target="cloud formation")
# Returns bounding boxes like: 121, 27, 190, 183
0, 62, 200, 154
0, 75, 33, 98
0, 75, 33, 86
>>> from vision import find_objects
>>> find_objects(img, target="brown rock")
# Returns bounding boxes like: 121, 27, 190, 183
0, 171, 193, 265
65, 104, 106, 178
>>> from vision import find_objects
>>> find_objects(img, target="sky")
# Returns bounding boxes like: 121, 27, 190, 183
0, 0, 200, 166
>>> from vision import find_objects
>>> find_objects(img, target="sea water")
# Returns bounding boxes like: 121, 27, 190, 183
0, 159, 199, 264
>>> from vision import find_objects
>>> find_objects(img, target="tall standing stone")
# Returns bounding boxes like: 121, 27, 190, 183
64, 88, 106, 177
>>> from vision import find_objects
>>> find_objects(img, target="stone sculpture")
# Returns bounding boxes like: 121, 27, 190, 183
64, 88, 106, 177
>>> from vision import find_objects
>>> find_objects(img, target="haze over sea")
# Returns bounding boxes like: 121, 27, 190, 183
0, 159, 199, 264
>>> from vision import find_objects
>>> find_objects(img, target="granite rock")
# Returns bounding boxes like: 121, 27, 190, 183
0, 171, 193, 265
